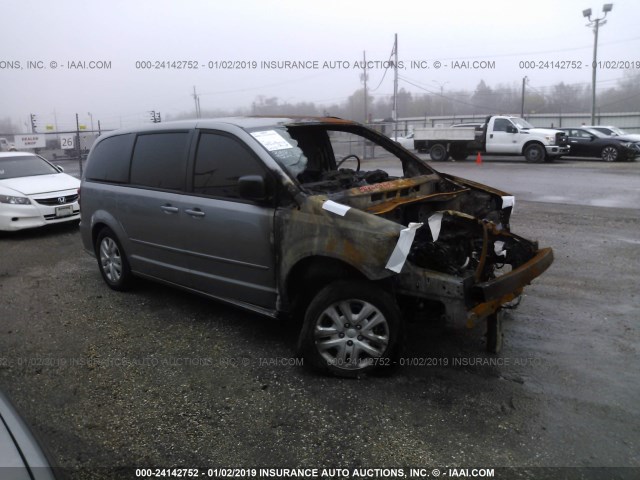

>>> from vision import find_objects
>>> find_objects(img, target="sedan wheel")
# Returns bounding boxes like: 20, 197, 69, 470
601, 146, 619, 162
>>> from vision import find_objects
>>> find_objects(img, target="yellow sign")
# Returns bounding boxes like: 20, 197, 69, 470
46, 125, 54, 131
79, 124, 87, 130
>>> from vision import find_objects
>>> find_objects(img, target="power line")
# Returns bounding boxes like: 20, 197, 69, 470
398, 76, 495, 112
369, 42, 397, 93
421, 36, 640, 61
198, 73, 330, 96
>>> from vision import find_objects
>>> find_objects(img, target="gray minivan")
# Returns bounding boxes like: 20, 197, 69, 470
80, 117, 553, 377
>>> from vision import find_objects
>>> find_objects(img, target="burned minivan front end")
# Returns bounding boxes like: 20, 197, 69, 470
247, 117, 553, 377
326, 170, 553, 331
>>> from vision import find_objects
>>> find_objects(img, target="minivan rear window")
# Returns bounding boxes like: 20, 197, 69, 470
130, 132, 190, 190
85, 134, 134, 183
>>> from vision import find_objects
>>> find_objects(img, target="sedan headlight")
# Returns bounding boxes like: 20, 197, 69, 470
0, 195, 31, 205
620, 142, 634, 148
545, 135, 555, 145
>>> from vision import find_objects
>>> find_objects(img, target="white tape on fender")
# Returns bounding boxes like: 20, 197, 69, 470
428, 212, 443, 242
322, 200, 351, 216
501, 195, 515, 211
385, 222, 423, 273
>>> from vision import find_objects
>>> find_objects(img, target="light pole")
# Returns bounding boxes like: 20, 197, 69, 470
521, 76, 528, 117
583, 4, 613, 125
87, 112, 94, 132
432, 80, 449, 117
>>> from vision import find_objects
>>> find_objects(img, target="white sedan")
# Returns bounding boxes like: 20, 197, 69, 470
0, 152, 80, 231
390, 132, 415, 150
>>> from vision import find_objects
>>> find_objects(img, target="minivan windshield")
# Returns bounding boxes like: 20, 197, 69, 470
250, 128, 308, 177
0, 155, 59, 179
249, 124, 433, 193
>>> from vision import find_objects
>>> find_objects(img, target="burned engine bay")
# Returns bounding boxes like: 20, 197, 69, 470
272, 123, 540, 283
330, 172, 538, 284
298, 167, 399, 193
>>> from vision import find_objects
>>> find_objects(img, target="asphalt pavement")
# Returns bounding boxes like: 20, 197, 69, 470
1, 156, 638, 479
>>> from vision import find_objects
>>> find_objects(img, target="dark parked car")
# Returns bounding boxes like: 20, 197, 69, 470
558, 127, 639, 162
582, 125, 640, 142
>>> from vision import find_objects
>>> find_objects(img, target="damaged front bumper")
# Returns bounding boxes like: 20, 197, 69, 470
395, 246, 553, 327
392, 212, 554, 328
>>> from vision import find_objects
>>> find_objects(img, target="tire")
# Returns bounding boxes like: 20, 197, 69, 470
523, 143, 546, 163
486, 310, 504, 354
450, 146, 469, 161
297, 280, 402, 378
429, 143, 449, 162
95, 227, 132, 291
601, 145, 619, 162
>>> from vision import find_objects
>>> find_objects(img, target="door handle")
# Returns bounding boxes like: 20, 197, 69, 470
160, 205, 179, 214
570, 140, 577, 143
185, 208, 205, 217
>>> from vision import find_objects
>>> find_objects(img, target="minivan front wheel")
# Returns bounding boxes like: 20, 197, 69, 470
298, 280, 401, 377
95, 228, 132, 291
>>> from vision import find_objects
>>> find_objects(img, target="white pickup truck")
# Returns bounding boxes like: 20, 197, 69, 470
414, 115, 570, 162
0, 138, 17, 152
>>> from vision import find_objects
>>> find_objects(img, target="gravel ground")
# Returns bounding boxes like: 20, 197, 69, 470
0, 198, 638, 479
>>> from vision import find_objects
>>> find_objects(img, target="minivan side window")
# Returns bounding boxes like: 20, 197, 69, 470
193, 132, 265, 199
85, 134, 134, 183
130, 132, 190, 190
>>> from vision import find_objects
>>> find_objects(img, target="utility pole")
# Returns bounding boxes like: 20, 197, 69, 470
590, 20, 600, 125
392, 33, 398, 138
362, 50, 368, 125
362, 50, 369, 159
193, 86, 201, 118
432, 81, 449, 117
76, 113, 83, 176
521, 76, 528, 117
583, 4, 613, 124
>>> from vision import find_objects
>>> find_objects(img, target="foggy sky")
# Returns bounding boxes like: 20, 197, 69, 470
2, 0, 639, 131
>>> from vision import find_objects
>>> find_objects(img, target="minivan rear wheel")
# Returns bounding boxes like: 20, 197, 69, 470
95, 228, 132, 291
298, 280, 402, 378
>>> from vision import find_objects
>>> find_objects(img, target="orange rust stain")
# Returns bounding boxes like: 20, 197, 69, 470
365, 191, 464, 215
347, 177, 426, 196
343, 240, 365, 265
325, 237, 337, 253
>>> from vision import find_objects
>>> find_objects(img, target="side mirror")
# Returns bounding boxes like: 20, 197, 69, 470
506, 125, 518, 134
55, 165, 64, 173
238, 175, 269, 201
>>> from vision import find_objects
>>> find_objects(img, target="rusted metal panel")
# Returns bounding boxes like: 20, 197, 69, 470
473, 248, 554, 302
